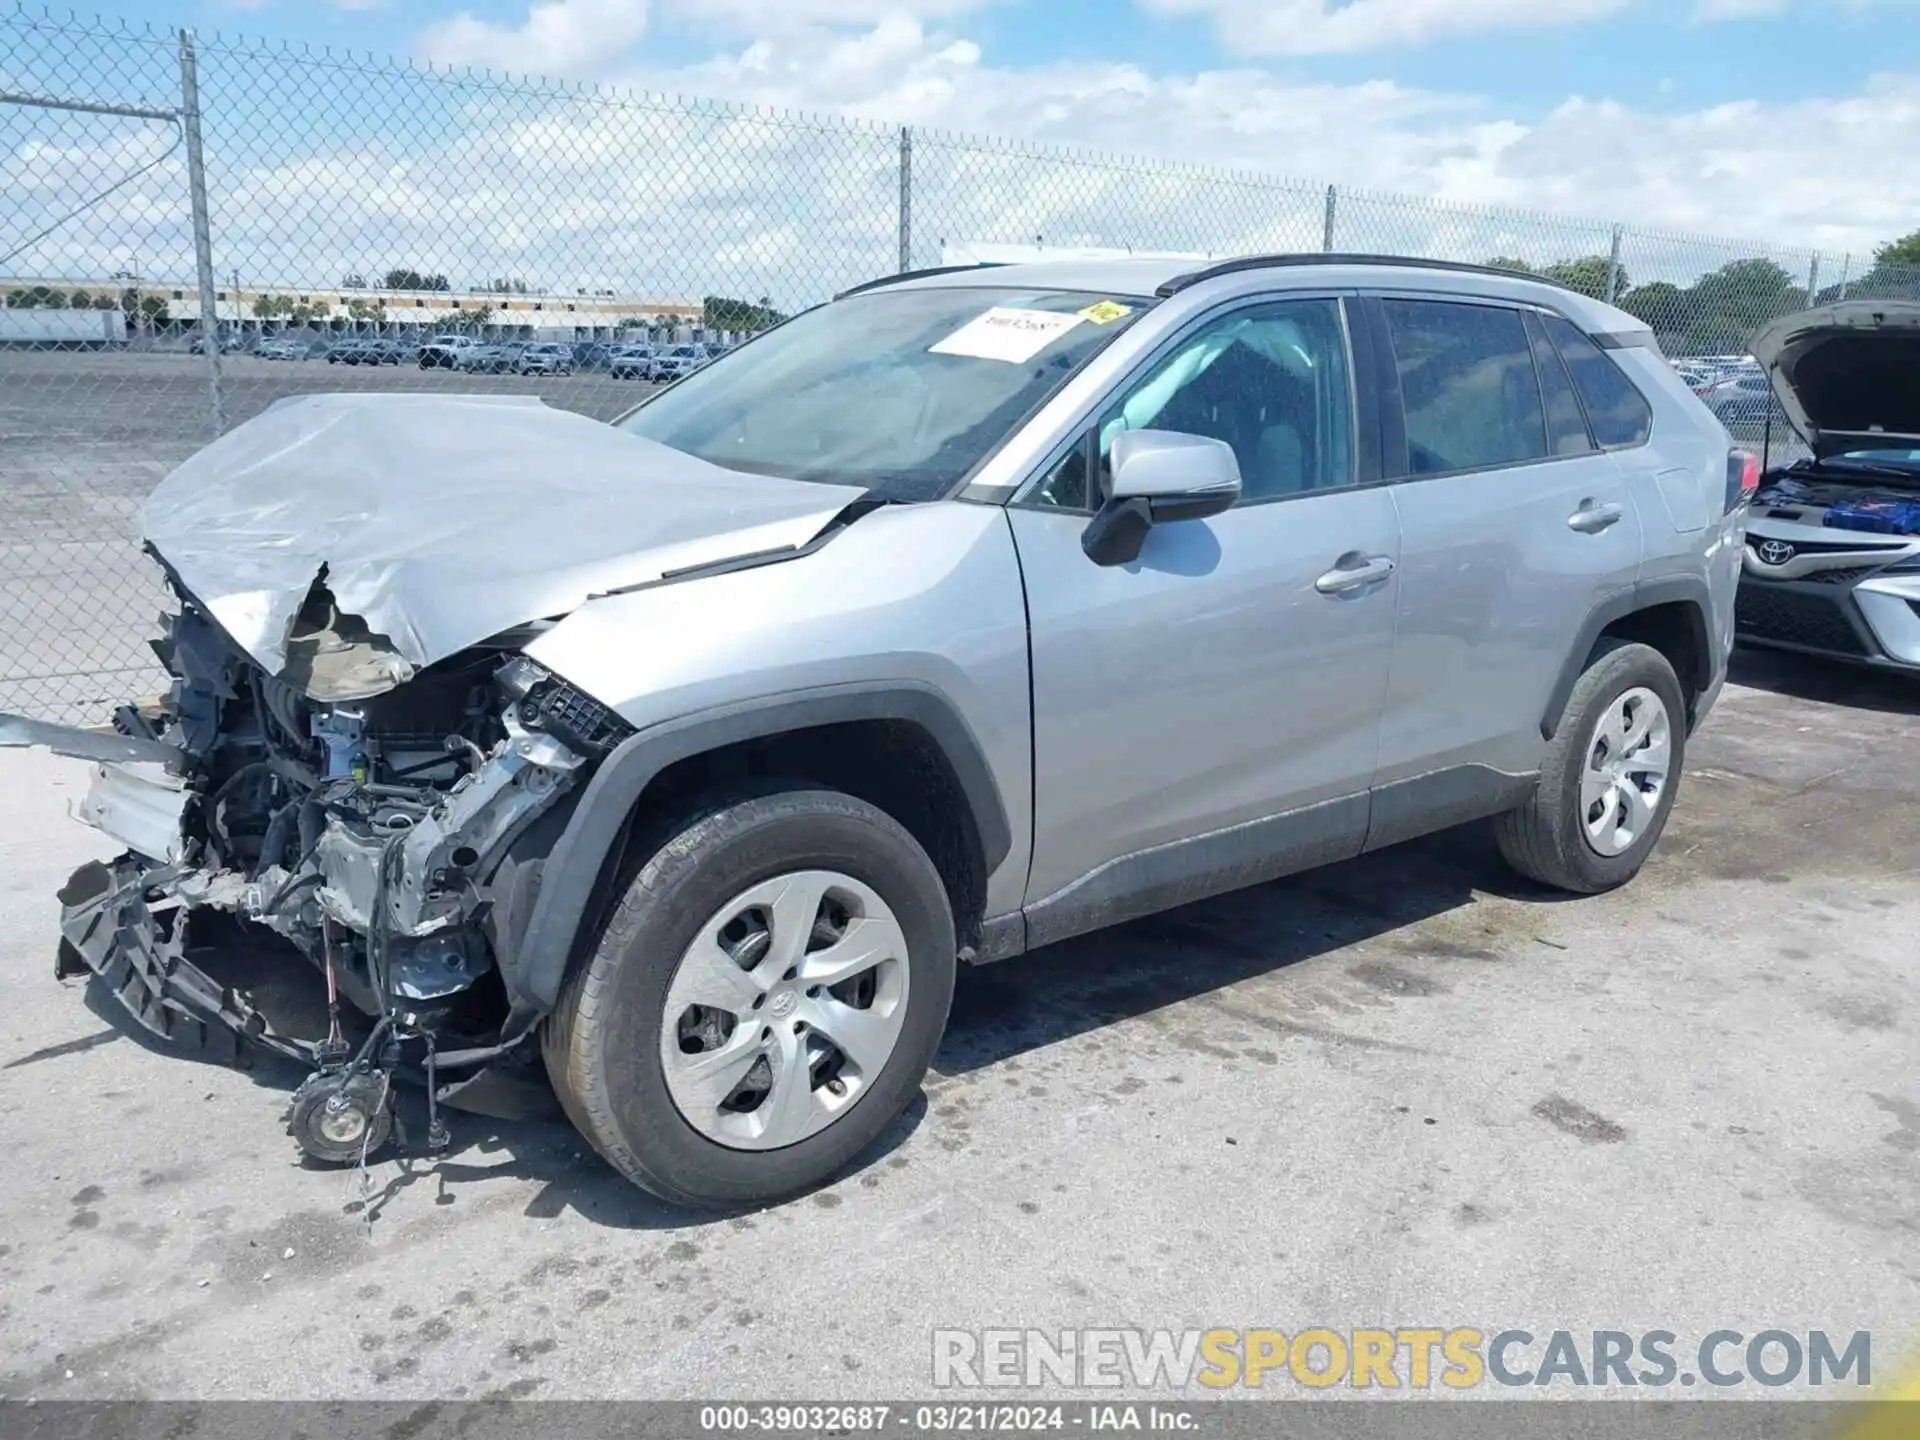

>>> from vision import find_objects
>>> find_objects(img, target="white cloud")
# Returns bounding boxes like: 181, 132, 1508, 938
1694, 0, 1920, 15
1155, 0, 1920, 48
663, 0, 991, 33
417, 0, 650, 76
1137, 0, 1629, 56
1692, 0, 1787, 15
594, 17, 1919, 265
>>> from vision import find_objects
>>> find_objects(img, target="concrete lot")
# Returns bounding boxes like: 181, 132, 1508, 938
0, 352, 661, 722
0, 646, 1914, 1402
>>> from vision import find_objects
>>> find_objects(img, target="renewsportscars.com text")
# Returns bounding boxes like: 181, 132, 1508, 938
932, 1328, 1873, 1391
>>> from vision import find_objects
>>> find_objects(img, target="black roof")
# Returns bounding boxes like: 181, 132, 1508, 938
1155, 252, 1571, 297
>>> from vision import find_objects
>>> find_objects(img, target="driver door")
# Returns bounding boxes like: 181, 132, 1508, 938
1006, 295, 1401, 947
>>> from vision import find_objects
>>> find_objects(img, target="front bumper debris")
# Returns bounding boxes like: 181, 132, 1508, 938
75, 761, 190, 863
17, 570, 639, 1167
57, 857, 315, 1065
0, 712, 185, 771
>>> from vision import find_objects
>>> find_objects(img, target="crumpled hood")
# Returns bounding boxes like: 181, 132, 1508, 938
142, 393, 866, 686
1751, 300, 1920, 458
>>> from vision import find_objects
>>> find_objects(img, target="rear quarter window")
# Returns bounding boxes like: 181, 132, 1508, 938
1541, 314, 1654, 449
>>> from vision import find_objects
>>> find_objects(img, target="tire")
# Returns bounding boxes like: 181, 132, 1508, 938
543, 785, 956, 1208
1494, 638, 1687, 894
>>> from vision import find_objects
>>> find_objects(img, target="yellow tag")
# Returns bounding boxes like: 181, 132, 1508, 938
1078, 300, 1132, 325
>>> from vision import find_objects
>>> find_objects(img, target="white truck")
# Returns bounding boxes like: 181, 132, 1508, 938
0, 308, 127, 346
417, 333, 480, 370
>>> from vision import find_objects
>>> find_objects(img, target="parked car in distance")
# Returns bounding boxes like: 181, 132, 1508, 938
1735, 301, 1920, 674
325, 339, 373, 365
571, 341, 614, 370
1700, 370, 1777, 425
609, 343, 655, 380
9, 253, 1749, 1210
459, 341, 529, 374
418, 334, 480, 369
650, 342, 711, 382
517, 342, 575, 375
256, 335, 312, 361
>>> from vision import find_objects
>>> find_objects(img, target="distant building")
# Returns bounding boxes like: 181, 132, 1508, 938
1, 275, 702, 339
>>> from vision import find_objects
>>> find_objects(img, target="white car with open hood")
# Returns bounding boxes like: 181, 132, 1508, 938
1735, 301, 1920, 672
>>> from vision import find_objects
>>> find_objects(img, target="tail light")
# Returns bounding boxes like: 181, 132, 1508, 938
1725, 449, 1760, 512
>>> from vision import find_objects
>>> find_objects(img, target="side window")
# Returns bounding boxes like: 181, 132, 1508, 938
1383, 299, 1548, 474
1096, 297, 1354, 504
1541, 313, 1654, 449
1523, 311, 1595, 456
1033, 435, 1092, 510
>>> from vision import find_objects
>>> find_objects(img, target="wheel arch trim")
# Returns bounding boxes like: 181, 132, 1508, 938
508, 681, 1012, 1019
1542, 576, 1716, 741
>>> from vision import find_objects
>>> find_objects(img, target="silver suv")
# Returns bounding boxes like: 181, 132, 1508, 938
7, 255, 1745, 1208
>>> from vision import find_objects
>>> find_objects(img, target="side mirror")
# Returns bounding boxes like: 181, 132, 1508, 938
1082, 430, 1242, 567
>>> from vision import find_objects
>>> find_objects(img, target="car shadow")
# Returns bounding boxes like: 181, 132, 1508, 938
52, 819, 1543, 1229
1726, 644, 1918, 715
936, 821, 1532, 1079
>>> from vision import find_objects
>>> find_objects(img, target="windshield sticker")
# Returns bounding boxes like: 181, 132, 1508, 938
930, 307, 1086, 364
1078, 300, 1132, 325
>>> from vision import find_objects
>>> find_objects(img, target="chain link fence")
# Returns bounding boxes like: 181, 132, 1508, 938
4, 4, 1918, 721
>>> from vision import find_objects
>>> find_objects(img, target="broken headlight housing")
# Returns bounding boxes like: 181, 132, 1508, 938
495, 654, 632, 757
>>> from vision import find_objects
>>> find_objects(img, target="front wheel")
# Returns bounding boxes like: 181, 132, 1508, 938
1495, 639, 1686, 893
543, 786, 956, 1208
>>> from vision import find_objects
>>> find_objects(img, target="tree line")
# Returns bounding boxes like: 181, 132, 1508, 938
1488, 226, 1920, 356
5, 284, 169, 325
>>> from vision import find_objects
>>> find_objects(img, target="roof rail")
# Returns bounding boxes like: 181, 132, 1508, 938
834, 263, 1001, 301
1155, 252, 1569, 298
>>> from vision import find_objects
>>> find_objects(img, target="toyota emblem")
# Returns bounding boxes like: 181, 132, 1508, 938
1756, 539, 1795, 566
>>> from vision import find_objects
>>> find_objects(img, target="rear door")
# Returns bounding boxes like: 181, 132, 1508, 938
1366, 295, 1644, 844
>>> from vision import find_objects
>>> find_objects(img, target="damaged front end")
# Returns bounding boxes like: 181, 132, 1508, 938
40, 583, 630, 1159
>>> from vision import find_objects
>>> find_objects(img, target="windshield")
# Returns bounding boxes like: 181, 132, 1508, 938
1827, 448, 1920, 478
1835, 449, 1920, 464
617, 286, 1148, 500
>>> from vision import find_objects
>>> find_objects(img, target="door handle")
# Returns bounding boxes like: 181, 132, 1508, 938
1315, 554, 1396, 596
1567, 500, 1625, 534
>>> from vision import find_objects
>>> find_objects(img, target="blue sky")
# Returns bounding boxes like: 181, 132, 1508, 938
178, 0, 1920, 118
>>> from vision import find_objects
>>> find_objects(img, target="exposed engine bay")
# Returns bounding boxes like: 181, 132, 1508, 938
49, 579, 631, 1163
1753, 471, 1920, 537
0, 392, 872, 1175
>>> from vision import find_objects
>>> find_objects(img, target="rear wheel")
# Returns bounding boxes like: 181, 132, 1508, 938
543, 786, 955, 1208
1495, 639, 1686, 893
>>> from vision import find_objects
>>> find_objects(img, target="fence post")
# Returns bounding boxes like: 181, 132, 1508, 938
1805, 254, 1820, 309
177, 29, 224, 437
1837, 253, 1851, 301
897, 126, 913, 273
1604, 224, 1623, 304
1322, 184, 1337, 253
